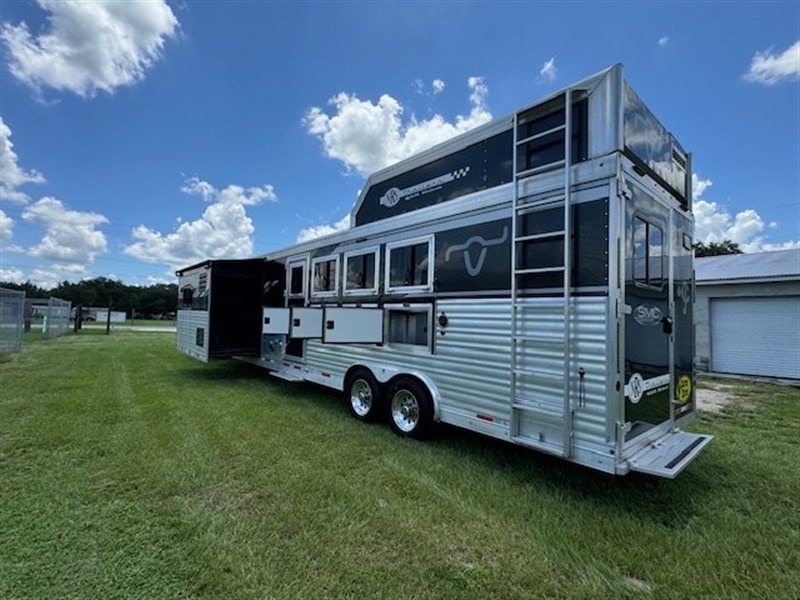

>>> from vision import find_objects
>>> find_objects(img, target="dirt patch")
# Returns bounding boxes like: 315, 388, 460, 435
696, 383, 748, 413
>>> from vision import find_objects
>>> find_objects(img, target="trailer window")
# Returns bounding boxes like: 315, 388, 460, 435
344, 248, 379, 295
386, 305, 431, 350
516, 97, 588, 173
633, 216, 664, 288
312, 255, 339, 297
386, 237, 433, 293
288, 263, 305, 297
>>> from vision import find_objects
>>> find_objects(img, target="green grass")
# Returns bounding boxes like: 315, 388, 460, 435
124, 319, 176, 327
1, 333, 798, 598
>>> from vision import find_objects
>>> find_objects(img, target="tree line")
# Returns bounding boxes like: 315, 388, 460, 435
0, 277, 178, 319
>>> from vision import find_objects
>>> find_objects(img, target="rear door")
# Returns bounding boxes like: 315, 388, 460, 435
623, 185, 672, 441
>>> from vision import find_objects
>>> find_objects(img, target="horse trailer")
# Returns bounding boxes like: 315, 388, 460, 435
176, 65, 712, 478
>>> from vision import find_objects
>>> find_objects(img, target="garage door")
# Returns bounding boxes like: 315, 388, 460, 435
711, 296, 800, 379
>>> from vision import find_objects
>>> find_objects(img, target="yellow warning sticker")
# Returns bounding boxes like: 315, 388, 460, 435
677, 375, 692, 403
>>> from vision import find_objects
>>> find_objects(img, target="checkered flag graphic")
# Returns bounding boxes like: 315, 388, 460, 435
451, 166, 470, 179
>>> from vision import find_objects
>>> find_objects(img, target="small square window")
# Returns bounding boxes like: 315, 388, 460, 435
386, 237, 432, 292
311, 255, 339, 297
344, 248, 379, 295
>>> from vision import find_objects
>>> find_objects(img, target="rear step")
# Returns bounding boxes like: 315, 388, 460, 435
270, 371, 304, 383
627, 431, 714, 478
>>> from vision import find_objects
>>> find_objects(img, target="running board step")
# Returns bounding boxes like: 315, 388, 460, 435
270, 371, 304, 383
627, 431, 714, 478
511, 434, 565, 457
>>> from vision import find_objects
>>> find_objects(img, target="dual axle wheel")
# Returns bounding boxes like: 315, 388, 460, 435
345, 369, 433, 439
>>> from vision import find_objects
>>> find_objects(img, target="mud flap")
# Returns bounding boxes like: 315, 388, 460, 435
628, 431, 713, 478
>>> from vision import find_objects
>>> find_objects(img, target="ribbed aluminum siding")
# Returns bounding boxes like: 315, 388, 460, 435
304, 297, 612, 461
177, 310, 209, 362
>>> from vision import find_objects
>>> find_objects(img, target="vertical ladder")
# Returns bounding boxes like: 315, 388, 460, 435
510, 89, 574, 457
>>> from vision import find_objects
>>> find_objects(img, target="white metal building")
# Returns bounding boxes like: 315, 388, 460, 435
695, 249, 800, 379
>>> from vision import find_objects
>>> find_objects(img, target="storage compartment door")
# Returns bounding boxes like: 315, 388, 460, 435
291, 307, 323, 338
323, 308, 384, 343
263, 308, 290, 334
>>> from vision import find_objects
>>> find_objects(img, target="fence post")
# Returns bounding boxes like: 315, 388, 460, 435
106, 298, 112, 335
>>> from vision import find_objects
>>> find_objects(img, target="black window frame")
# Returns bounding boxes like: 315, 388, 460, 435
632, 215, 665, 290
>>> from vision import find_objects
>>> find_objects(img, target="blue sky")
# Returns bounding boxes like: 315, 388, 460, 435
0, 1, 798, 288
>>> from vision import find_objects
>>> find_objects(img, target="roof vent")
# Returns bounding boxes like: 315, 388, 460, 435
672, 147, 687, 170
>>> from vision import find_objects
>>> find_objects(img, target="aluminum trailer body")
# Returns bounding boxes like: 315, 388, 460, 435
176, 65, 712, 477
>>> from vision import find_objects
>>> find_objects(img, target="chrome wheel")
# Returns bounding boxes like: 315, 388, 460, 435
391, 389, 420, 433
350, 378, 373, 417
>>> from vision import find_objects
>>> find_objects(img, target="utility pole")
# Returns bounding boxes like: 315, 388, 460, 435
106, 297, 112, 335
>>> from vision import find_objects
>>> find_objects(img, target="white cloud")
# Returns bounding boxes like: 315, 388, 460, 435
124, 178, 277, 269
432, 79, 445, 94
297, 214, 350, 243
28, 263, 89, 289
744, 40, 800, 85
692, 173, 713, 199
0, 117, 45, 203
304, 77, 492, 177
658, 36, 669, 48
23, 197, 108, 263
0, 267, 25, 283
0, 209, 13, 244
1, 0, 178, 98
539, 57, 557, 82
692, 173, 798, 252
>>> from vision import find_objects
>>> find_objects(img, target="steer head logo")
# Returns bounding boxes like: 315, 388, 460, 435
445, 227, 509, 277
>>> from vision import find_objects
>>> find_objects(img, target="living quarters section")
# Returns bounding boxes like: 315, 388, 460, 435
177, 259, 283, 361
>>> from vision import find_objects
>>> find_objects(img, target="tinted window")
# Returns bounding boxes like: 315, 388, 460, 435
313, 258, 337, 294
290, 265, 304, 295
346, 251, 376, 291
389, 242, 429, 288
633, 216, 664, 288
516, 99, 588, 172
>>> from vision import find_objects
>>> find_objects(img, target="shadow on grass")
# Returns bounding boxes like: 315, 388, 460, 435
431, 423, 718, 528
170, 357, 720, 528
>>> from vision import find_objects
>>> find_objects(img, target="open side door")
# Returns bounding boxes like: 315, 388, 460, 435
323, 307, 384, 343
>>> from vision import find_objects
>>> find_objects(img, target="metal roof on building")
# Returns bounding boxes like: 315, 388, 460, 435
696, 248, 800, 283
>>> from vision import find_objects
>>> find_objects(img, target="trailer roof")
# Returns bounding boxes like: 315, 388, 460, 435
175, 257, 265, 276
696, 248, 800, 283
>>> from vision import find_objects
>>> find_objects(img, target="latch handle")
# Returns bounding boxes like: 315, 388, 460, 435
661, 316, 673, 335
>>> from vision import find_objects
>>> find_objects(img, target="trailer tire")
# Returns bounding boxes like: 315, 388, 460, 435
345, 369, 382, 423
387, 377, 433, 439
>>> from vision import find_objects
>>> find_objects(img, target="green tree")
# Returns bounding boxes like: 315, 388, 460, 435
1, 277, 177, 318
694, 239, 743, 257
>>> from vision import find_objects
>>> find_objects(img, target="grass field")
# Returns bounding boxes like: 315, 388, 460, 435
1, 332, 798, 598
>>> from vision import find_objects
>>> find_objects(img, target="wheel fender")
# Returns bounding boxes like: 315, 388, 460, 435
345, 362, 441, 422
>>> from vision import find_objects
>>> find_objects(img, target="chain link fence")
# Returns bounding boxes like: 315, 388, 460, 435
0, 287, 26, 353
43, 297, 72, 339
26, 297, 72, 340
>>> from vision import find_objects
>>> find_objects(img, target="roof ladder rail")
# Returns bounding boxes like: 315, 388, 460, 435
510, 88, 574, 458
